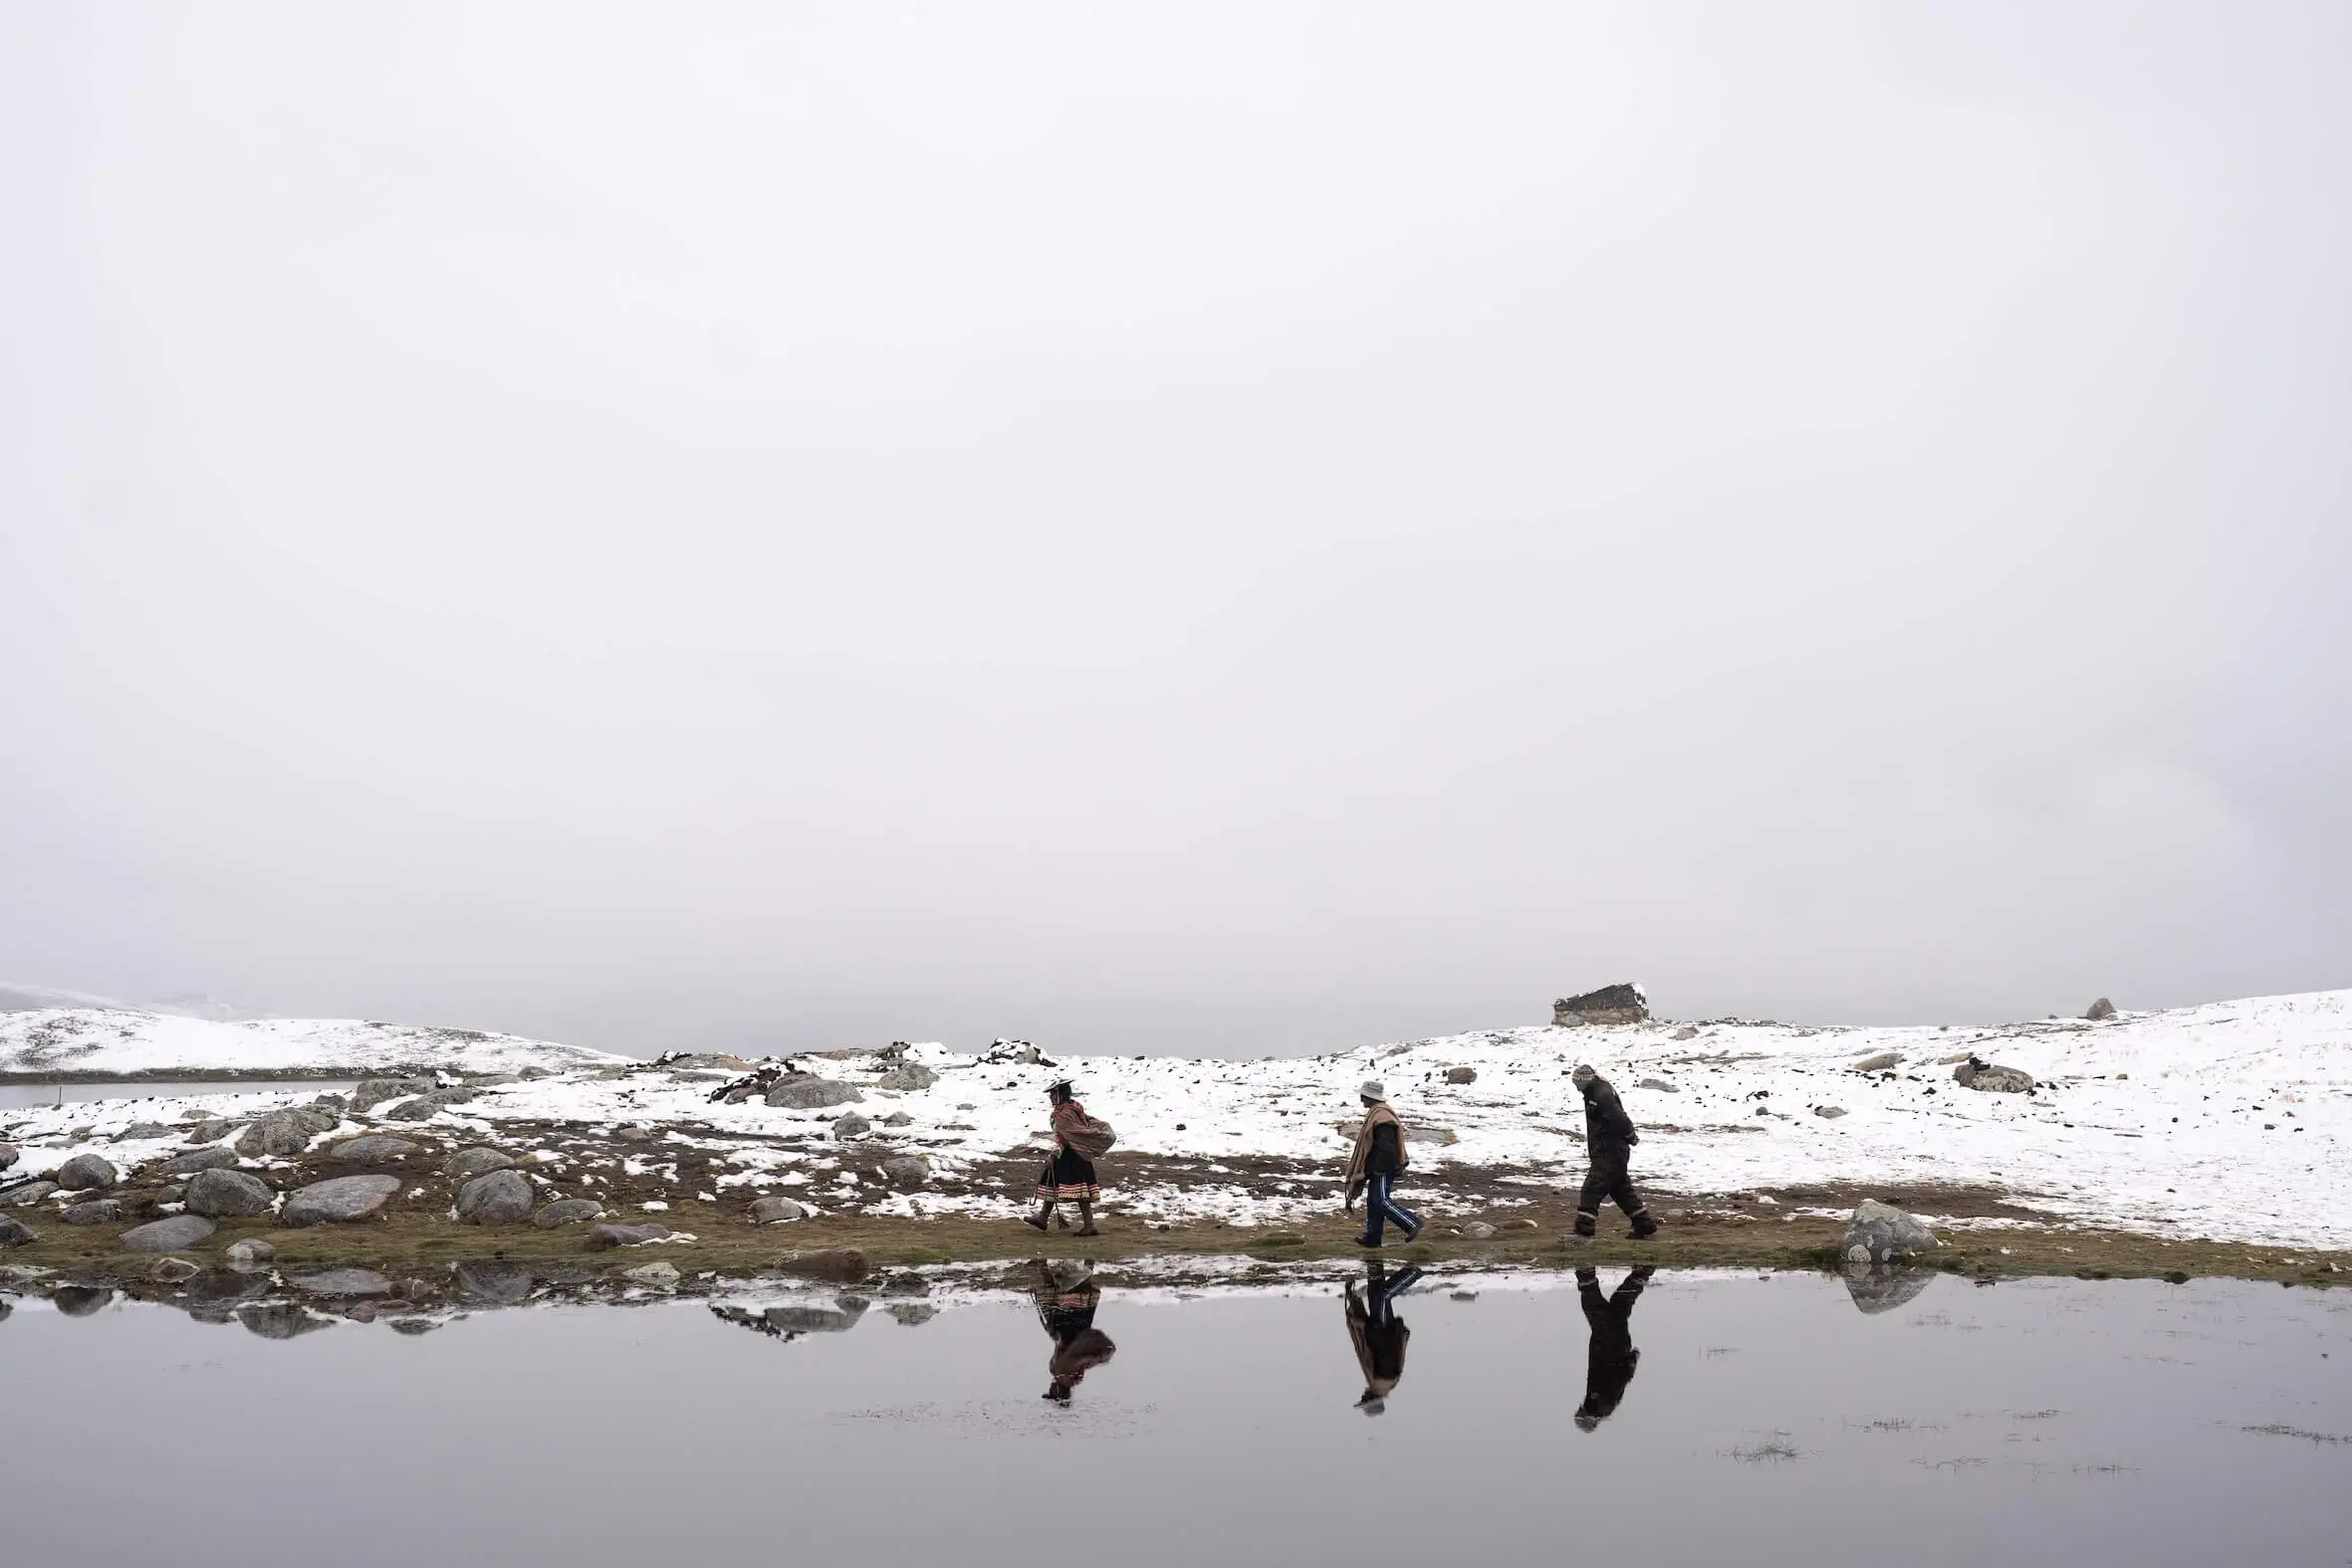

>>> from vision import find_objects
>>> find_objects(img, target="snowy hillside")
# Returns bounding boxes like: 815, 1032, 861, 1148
0, 1008, 627, 1079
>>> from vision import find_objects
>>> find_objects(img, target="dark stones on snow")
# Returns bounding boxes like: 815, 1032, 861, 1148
1445, 1067, 1478, 1085
382, 1087, 477, 1122
832, 1112, 871, 1140
880, 1155, 931, 1192
281, 1174, 402, 1228
55, 1152, 119, 1191
121, 1214, 218, 1253
455, 1169, 536, 1225
184, 1168, 277, 1218
1954, 1057, 2035, 1093
0, 1141, 16, 1171
1552, 984, 1649, 1026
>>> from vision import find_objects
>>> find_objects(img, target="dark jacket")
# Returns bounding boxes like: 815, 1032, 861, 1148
1367, 1120, 1402, 1177
1580, 1074, 1638, 1151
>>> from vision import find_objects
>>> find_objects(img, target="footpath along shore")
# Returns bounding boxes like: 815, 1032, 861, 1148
2, 989, 2348, 1287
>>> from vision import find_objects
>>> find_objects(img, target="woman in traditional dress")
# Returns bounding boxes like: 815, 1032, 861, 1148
1032, 1259, 1117, 1404
1025, 1078, 1102, 1235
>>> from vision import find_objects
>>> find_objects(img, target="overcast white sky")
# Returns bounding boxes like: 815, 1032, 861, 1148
3, 1, 2346, 1057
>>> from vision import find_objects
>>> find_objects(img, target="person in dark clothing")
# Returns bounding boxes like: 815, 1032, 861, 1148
1344, 1257, 1424, 1414
1026, 1079, 1102, 1236
1571, 1063, 1657, 1239
1574, 1263, 1654, 1430
1344, 1079, 1423, 1247
1031, 1259, 1117, 1404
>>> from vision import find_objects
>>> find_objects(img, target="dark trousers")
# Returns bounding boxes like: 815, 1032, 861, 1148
1361, 1172, 1422, 1244
1578, 1144, 1646, 1219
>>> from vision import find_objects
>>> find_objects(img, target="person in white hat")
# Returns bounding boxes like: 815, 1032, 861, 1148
1343, 1080, 1423, 1246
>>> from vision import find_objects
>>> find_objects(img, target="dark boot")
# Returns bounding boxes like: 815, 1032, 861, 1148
1572, 1211, 1597, 1238
1075, 1200, 1099, 1237
1024, 1204, 1053, 1232
1627, 1210, 1658, 1239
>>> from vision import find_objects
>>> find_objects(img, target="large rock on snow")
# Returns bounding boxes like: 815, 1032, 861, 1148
749, 1196, 809, 1224
121, 1214, 218, 1253
56, 1152, 119, 1191
1552, 984, 1649, 1026
184, 1168, 277, 1218
352, 1077, 436, 1113
765, 1075, 863, 1109
236, 1107, 336, 1158
0, 1142, 16, 1171
2084, 997, 2117, 1020
281, 1174, 401, 1228
874, 1063, 937, 1091
880, 1155, 931, 1192
1841, 1264, 1938, 1315
832, 1112, 871, 1141
160, 1146, 243, 1177
442, 1146, 516, 1179
1841, 1199, 1939, 1265
455, 1169, 535, 1226
1954, 1057, 2034, 1093
381, 1087, 477, 1122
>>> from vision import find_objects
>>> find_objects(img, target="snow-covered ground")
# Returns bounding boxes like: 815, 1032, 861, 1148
0, 1008, 626, 1079
3, 990, 2347, 1249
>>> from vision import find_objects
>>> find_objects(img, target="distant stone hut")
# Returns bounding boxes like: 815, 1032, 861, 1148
1552, 984, 1650, 1026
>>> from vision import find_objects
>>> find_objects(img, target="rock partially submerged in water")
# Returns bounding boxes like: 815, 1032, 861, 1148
1841, 1264, 1938, 1315
226, 1237, 276, 1271
776, 1247, 871, 1284
281, 1174, 401, 1228
1842, 1199, 1939, 1265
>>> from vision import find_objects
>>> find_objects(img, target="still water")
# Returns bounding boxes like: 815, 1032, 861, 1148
2, 1264, 2344, 1566
0, 1079, 358, 1109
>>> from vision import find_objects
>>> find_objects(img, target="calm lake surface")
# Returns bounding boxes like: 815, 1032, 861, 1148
0, 1079, 358, 1109
3, 1266, 2345, 1566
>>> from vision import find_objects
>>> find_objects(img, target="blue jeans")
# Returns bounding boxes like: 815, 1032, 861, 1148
1361, 1172, 1422, 1244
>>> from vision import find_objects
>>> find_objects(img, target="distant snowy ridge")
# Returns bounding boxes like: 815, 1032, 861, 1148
0, 1008, 627, 1080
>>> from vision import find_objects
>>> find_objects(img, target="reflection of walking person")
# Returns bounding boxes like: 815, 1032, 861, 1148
1574, 1264, 1653, 1431
1344, 1080, 1423, 1247
1344, 1258, 1424, 1414
1032, 1259, 1117, 1404
1570, 1064, 1657, 1239
1026, 1078, 1109, 1236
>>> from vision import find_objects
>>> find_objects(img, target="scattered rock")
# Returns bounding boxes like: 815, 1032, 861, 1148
56, 1152, 119, 1191
532, 1199, 604, 1229
874, 1064, 937, 1091
880, 1155, 931, 1192
1814, 1105, 1848, 1120
0, 1216, 36, 1247
154, 1184, 187, 1204
1669, 1025, 1701, 1041
294, 1267, 393, 1297
455, 1169, 536, 1226
588, 1223, 674, 1248
160, 1147, 242, 1177
442, 1147, 517, 1180
183, 1120, 233, 1145
776, 1247, 870, 1284
1934, 1051, 1973, 1065
1552, 984, 1649, 1026
1841, 1199, 1939, 1265
225, 1237, 277, 1271
1458, 1221, 1497, 1238
236, 1108, 336, 1158
62, 1198, 125, 1226
308, 1093, 350, 1113
612, 1123, 659, 1143
280, 1174, 402, 1228
381, 1087, 476, 1122
148, 1256, 201, 1284
1851, 1051, 1901, 1072
113, 1121, 176, 1142
2084, 997, 2117, 1021
620, 1260, 680, 1286
880, 1111, 914, 1127
1444, 1067, 1478, 1085
329, 1135, 425, 1163
121, 1214, 218, 1253
749, 1196, 809, 1225
351, 1077, 435, 1113
1841, 1264, 1938, 1315
0, 1181, 60, 1208
0, 1142, 15, 1170
184, 1168, 277, 1218
1635, 1078, 1678, 1093
832, 1112, 872, 1141
1954, 1057, 2034, 1093
766, 1076, 864, 1109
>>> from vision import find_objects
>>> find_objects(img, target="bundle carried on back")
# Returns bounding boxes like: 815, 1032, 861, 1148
1053, 1099, 1117, 1161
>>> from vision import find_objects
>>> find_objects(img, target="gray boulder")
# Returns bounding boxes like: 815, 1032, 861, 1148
766, 1076, 863, 1109
236, 1108, 337, 1158
620, 1260, 680, 1286
0, 1180, 59, 1208
749, 1196, 809, 1224
588, 1223, 673, 1248
238, 1302, 332, 1340
161, 1146, 243, 1177
2084, 997, 2117, 1021
1444, 1066, 1477, 1085
56, 1152, 119, 1191
1954, 1058, 2034, 1093
225, 1237, 276, 1271
532, 1198, 603, 1229
879, 1155, 931, 1192
1841, 1199, 1939, 1265
1814, 1105, 1848, 1119
0, 1141, 16, 1170
381, 1087, 476, 1122
1457, 1220, 1497, 1238
281, 1174, 402, 1228
352, 1077, 435, 1113
455, 1169, 536, 1226
293, 1267, 393, 1297
1635, 1077, 1678, 1092
1552, 983, 1649, 1025
184, 1168, 276, 1219
114, 1121, 176, 1142
0, 1216, 35, 1247
442, 1146, 516, 1179
328, 1135, 425, 1164
1851, 1051, 1901, 1072
182, 1120, 233, 1144
454, 1261, 536, 1305
1841, 1264, 1939, 1315
121, 1214, 218, 1253
873, 1063, 937, 1091
832, 1112, 871, 1141
54, 1285, 115, 1316
62, 1198, 124, 1226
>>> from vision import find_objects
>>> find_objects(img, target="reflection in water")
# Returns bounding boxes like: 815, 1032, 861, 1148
1574, 1264, 1652, 1431
1344, 1259, 1424, 1414
1032, 1259, 1117, 1404
1840, 1264, 1938, 1315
